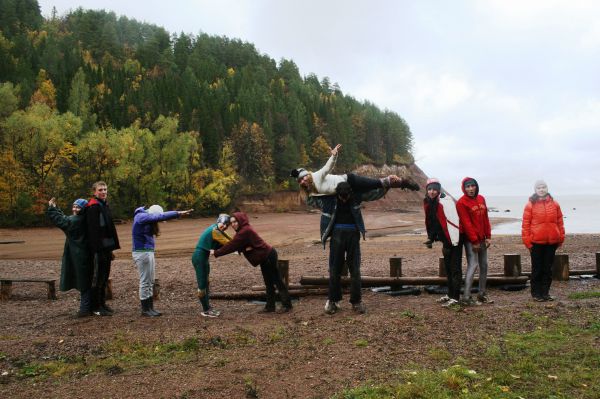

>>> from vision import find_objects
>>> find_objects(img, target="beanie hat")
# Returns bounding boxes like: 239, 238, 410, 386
73, 199, 88, 208
147, 204, 164, 214
216, 213, 230, 226
290, 168, 309, 180
425, 178, 441, 192
463, 178, 477, 188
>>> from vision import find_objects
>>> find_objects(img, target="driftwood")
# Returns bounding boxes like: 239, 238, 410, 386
299, 275, 528, 287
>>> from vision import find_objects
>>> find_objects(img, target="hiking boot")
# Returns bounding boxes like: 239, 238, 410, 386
442, 298, 459, 307
542, 295, 555, 301
148, 297, 161, 316
533, 296, 545, 302
201, 309, 220, 318
477, 294, 494, 304
100, 303, 114, 315
261, 305, 276, 313
76, 310, 92, 318
141, 299, 158, 317
389, 175, 420, 191
324, 300, 337, 315
460, 297, 481, 306
352, 302, 366, 314
437, 295, 450, 303
93, 308, 113, 316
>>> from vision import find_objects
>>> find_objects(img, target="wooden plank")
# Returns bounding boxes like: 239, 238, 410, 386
299, 275, 529, 287
0, 277, 55, 283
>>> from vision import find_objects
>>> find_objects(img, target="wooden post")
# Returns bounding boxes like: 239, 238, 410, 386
277, 259, 290, 288
596, 252, 600, 276
47, 281, 57, 300
552, 254, 570, 281
153, 278, 160, 300
105, 278, 113, 300
503, 254, 522, 277
390, 257, 402, 290
438, 257, 446, 277
0, 281, 12, 300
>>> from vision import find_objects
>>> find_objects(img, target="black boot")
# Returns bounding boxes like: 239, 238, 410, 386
77, 289, 92, 317
141, 298, 158, 317
148, 297, 161, 316
99, 285, 114, 314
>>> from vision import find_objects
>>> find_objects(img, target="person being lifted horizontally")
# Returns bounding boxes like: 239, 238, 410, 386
291, 144, 419, 196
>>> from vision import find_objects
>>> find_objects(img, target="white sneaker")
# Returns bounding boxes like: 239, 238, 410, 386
324, 300, 337, 314
201, 309, 220, 318
437, 295, 451, 303
442, 298, 459, 307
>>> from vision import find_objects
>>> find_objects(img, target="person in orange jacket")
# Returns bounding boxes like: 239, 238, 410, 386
521, 180, 565, 301
456, 177, 492, 305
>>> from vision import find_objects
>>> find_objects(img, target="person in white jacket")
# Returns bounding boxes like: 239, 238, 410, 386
423, 178, 463, 307
291, 144, 419, 196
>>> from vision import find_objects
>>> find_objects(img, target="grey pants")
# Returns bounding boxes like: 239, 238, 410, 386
132, 251, 155, 300
463, 241, 488, 299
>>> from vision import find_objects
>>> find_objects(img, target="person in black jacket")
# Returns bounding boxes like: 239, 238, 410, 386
86, 181, 120, 316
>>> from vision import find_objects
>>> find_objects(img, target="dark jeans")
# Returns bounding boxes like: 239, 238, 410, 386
328, 228, 361, 304
530, 244, 557, 298
91, 250, 112, 310
443, 240, 463, 301
259, 249, 291, 309
346, 173, 382, 193
192, 250, 211, 311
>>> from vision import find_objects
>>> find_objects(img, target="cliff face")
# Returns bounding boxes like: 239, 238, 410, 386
236, 163, 429, 213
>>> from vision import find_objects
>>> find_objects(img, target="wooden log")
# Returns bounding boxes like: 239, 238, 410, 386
153, 278, 160, 300
503, 254, 522, 277
277, 259, 290, 288
552, 254, 569, 281
105, 278, 113, 300
299, 275, 528, 287
251, 284, 322, 291
596, 252, 600, 276
211, 288, 333, 300
492, 269, 597, 277
438, 257, 446, 277
0, 240, 25, 244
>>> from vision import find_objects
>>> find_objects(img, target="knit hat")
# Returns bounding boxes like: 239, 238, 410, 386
290, 168, 309, 180
147, 204, 164, 214
216, 213, 230, 226
425, 178, 441, 192
72, 199, 88, 208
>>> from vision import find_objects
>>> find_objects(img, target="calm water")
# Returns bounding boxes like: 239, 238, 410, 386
487, 195, 600, 235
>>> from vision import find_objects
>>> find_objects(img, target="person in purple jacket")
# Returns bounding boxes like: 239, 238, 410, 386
132, 204, 192, 317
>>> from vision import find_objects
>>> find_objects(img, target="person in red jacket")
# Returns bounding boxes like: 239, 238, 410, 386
521, 180, 565, 301
456, 177, 492, 305
211, 212, 292, 313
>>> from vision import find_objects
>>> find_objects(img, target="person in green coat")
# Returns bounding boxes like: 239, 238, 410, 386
192, 214, 232, 318
47, 197, 93, 317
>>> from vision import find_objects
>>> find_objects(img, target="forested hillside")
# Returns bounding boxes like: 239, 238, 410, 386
0, 0, 414, 225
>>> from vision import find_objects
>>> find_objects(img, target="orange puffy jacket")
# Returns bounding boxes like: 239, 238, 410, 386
521, 195, 565, 249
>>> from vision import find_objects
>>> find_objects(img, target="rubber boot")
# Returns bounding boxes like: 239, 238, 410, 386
149, 297, 161, 316
141, 298, 158, 317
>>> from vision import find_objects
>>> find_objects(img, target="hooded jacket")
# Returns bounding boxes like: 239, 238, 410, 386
456, 177, 491, 244
521, 194, 564, 248
132, 207, 180, 251
423, 190, 460, 246
213, 212, 273, 266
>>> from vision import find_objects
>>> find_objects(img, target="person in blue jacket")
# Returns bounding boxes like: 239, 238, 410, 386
132, 204, 192, 317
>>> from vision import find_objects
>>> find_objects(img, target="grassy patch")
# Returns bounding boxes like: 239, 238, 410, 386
336, 315, 600, 399
568, 290, 600, 300
14, 334, 205, 380
354, 339, 369, 348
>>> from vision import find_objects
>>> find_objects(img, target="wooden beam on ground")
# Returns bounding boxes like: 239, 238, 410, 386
211, 288, 332, 300
299, 275, 528, 287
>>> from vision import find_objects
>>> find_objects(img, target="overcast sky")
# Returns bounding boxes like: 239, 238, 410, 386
38, 0, 600, 196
